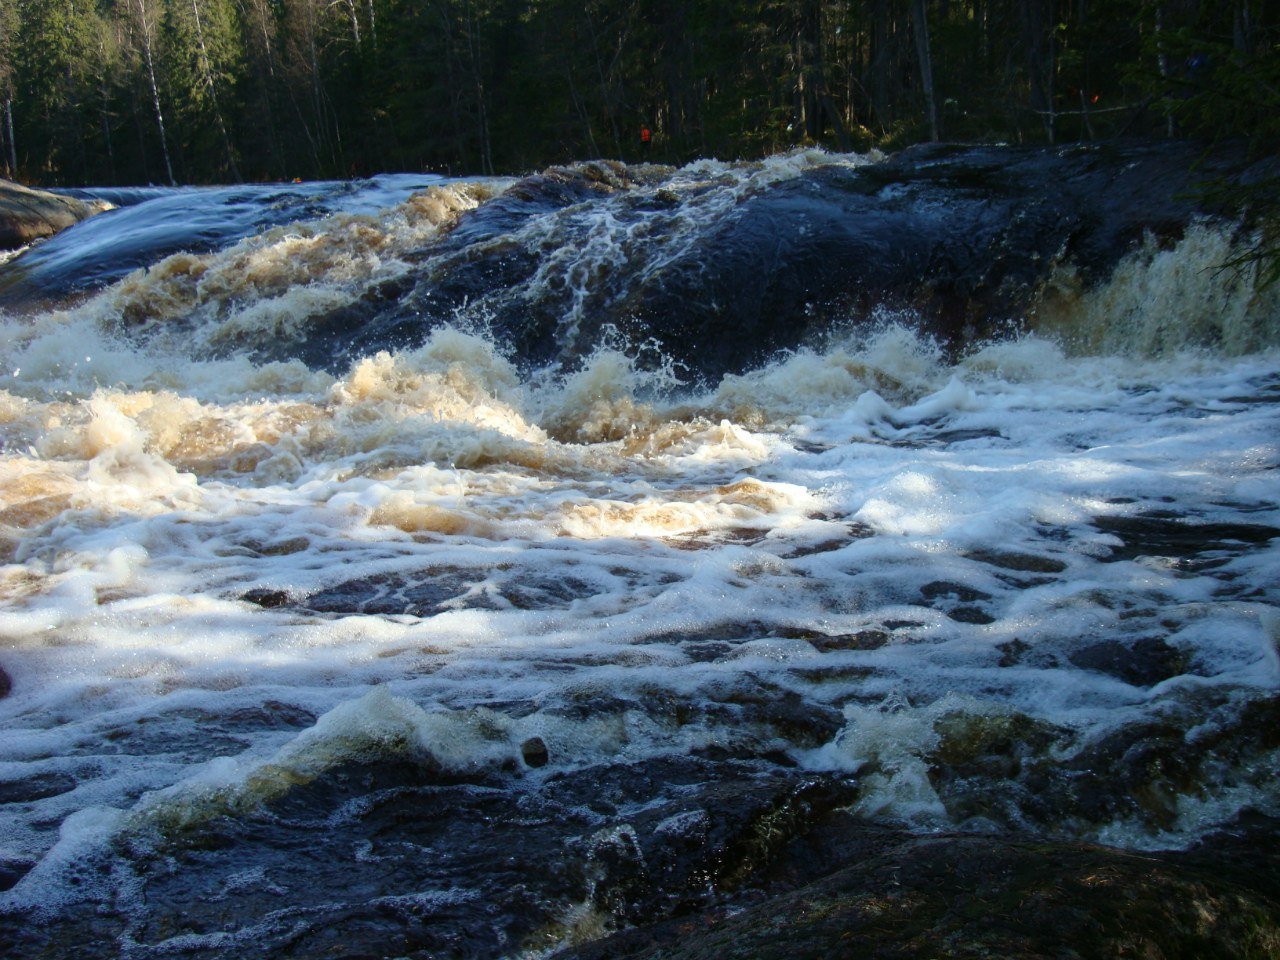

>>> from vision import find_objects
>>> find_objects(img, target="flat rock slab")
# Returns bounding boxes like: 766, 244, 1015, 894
0, 179, 110, 249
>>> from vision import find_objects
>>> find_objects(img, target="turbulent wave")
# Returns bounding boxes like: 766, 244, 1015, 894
0, 147, 1277, 957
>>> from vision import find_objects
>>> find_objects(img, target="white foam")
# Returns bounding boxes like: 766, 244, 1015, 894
1, 164, 1278, 921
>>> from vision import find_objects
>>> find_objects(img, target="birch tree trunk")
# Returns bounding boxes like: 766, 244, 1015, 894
132, 0, 176, 185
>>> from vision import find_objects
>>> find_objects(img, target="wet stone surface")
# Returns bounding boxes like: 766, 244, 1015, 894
553, 812, 1280, 960
1094, 513, 1280, 564
1067, 635, 1188, 688
298, 568, 602, 616
4, 682, 1277, 957
0, 758, 859, 959
267, 141, 1261, 379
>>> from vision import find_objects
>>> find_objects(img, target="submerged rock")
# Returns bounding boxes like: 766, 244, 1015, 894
0, 179, 109, 249
521, 736, 550, 767
1068, 635, 1188, 687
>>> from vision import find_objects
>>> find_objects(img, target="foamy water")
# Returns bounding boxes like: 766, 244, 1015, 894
0, 155, 1278, 943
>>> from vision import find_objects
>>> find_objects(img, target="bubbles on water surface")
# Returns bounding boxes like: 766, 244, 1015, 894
0, 156, 1277, 955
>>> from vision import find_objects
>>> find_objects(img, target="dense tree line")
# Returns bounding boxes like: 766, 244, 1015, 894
0, 0, 1274, 185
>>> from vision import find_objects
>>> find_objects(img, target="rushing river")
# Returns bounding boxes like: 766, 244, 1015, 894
0, 149, 1278, 957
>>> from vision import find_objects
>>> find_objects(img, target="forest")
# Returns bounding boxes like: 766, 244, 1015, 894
0, 0, 1275, 186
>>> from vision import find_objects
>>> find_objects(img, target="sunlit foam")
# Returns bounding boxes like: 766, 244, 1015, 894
0, 159, 1278, 932
1030, 219, 1280, 356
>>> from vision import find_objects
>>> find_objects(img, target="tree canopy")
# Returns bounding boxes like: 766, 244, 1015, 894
0, 0, 1274, 186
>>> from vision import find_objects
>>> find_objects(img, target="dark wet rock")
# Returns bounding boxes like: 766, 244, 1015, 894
553, 813, 1280, 960
551, 765, 860, 924
919, 580, 991, 603
882, 425, 1008, 449
1068, 635, 1189, 687
881, 618, 926, 630
0, 179, 109, 249
717, 688, 845, 748
0, 855, 35, 893
277, 141, 1263, 379
521, 736, 550, 768
780, 537, 854, 558
0, 755, 862, 960
926, 710, 1067, 826
544, 677, 844, 750
790, 663, 876, 684
1223, 373, 1280, 405
929, 426, 1006, 444
86, 701, 320, 763
304, 571, 469, 616
680, 641, 736, 662
5, 735, 1279, 960
240, 587, 290, 608
0, 771, 78, 805
967, 547, 1067, 573
503, 574, 600, 610
996, 636, 1030, 666
1035, 694, 1280, 834
225, 699, 317, 730
0, 663, 9, 699
804, 629, 892, 652
918, 580, 996, 624
778, 524, 873, 559
641, 621, 774, 647
1096, 513, 1280, 563
300, 567, 601, 617
946, 605, 996, 624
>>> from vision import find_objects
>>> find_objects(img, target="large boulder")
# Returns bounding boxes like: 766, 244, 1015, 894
0, 179, 110, 249
287, 141, 1268, 378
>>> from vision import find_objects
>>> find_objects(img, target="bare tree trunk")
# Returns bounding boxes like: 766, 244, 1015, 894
301, 0, 341, 171
911, 0, 938, 140
2, 98, 15, 176
1233, 0, 1252, 51
341, 0, 360, 45
365, 0, 378, 58
240, 0, 285, 175
656, 0, 688, 152
797, 0, 849, 149
129, 90, 153, 181
977, 0, 988, 66
133, 0, 176, 184
99, 72, 116, 181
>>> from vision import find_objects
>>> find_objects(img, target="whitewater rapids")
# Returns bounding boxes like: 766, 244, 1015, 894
0, 150, 1276, 955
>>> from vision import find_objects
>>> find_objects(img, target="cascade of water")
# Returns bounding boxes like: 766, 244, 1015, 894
0, 145, 1276, 958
